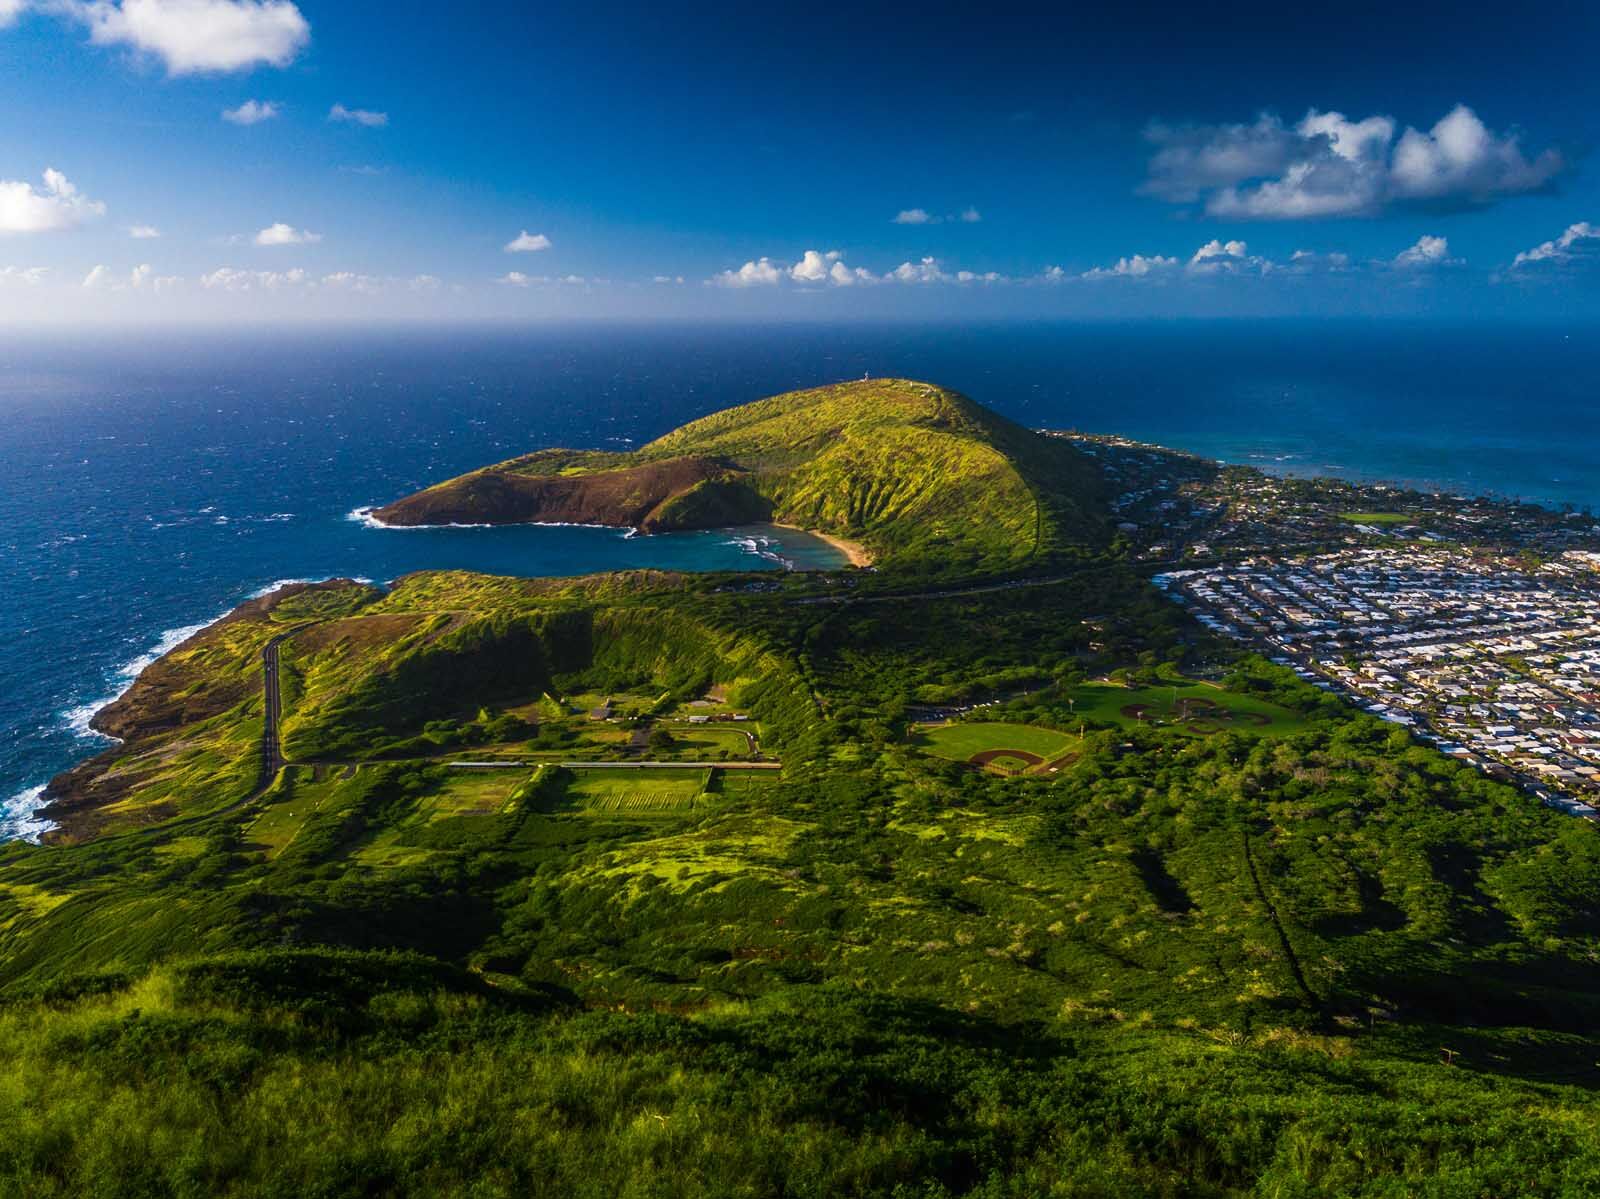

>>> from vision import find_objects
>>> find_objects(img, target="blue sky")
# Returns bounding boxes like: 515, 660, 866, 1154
2, 0, 1599, 321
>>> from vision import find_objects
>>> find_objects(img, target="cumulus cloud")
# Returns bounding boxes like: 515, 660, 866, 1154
128, 223, 160, 238
1392, 234, 1456, 269
0, 265, 49, 285
789, 249, 841, 283
892, 208, 933, 225
652, 275, 685, 285
504, 230, 551, 253
959, 207, 982, 223
1145, 104, 1563, 219
1187, 238, 1270, 275
222, 98, 279, 124
329, 103, 387, 128
71, 0, 310, 75
0, 168, 106, 234
497, 271, 532, 287
888, 257, 954, 284
0, 0, 26, 26
253, 221, 320, 246
1080, 253, 1179, 280
1508, 221, 1600, 272
408, 274, 441, 292
712, 257, 784, 287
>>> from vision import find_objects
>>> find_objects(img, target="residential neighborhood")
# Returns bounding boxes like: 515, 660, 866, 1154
1158, 549, 1600, 819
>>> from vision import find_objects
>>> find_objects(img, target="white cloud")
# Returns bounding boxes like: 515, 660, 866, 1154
0, 265, 49, 285
1080, 253, 1179, 280
710, 250, 1017, 289
504, 230, 551, 253
1187, 238, 1270, 275
1284, 249, 1351, 274
84, 262, 179, 291
889, 257, 953, 284
830, 261, 876, 286
201, 266, 307, 290
128, 223, 160, 238
712, 257, 784, 287
1146, 104, 1563, 220
0, 168, 106, 234
498, 271, 533, 287
0, 0, 27, 26
329, 103, 387, 128
1392, 234, 1455, 269
652, 275, 685, 285
892, 206, 982, 226
222, 99, 279, 124
408, 274, 441, 292
1509, 220, 1599, 271
789, 249, 842, 283
1389, 107, 1560, 203
72, 0, 310, 76
321, 271, 379, 293
253, 221, 320, 246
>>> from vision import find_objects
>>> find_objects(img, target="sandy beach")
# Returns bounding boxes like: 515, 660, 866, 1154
777, 524, 874, 568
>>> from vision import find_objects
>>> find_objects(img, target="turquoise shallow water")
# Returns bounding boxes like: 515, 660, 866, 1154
3, 321, 1598, 837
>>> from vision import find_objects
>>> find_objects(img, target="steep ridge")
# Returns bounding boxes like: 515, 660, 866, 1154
374, 379, 1109, 573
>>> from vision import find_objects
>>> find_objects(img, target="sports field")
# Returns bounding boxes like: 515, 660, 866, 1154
1067, 682, 1306, 737
565, 768, 712, 816
917, 722, 1081, 774
1336, 511, 1411, 525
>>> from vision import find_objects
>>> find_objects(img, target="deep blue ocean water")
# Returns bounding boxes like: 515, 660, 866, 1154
3, 321, 1598, 838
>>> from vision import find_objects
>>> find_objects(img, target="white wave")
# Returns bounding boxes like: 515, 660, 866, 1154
0, 786, 54, 843
59, 618, 214, 745
248, 576, 375, 599
347, 505, 493, 530
349, 506, 631, 534
723, 533, 796, 571
118, 622, 211, 682
63, 701, 117, 742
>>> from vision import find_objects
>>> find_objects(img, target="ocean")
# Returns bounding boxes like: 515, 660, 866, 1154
3, 320, 1598, 838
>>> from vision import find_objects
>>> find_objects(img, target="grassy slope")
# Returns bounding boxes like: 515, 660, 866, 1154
382, 380, 1108, 574
7, 568, 1600, 1192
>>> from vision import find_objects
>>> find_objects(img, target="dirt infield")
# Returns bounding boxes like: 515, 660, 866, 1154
969, 749, 1046, 773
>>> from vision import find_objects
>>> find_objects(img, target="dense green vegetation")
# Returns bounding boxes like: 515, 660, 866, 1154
377, 380, 1110, 575
8, 383, 1600, 1194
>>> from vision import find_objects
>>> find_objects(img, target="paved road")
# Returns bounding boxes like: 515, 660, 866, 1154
254, 630, 293, 789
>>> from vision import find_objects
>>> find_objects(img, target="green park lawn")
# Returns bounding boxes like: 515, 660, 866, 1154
1337, 511, 1412, 525
1067, 681, 1307, 736
917, 721, 1080, 765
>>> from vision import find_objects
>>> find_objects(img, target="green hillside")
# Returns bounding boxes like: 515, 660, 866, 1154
10, 561, 1600, 1194
375, 379, 1108, 574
